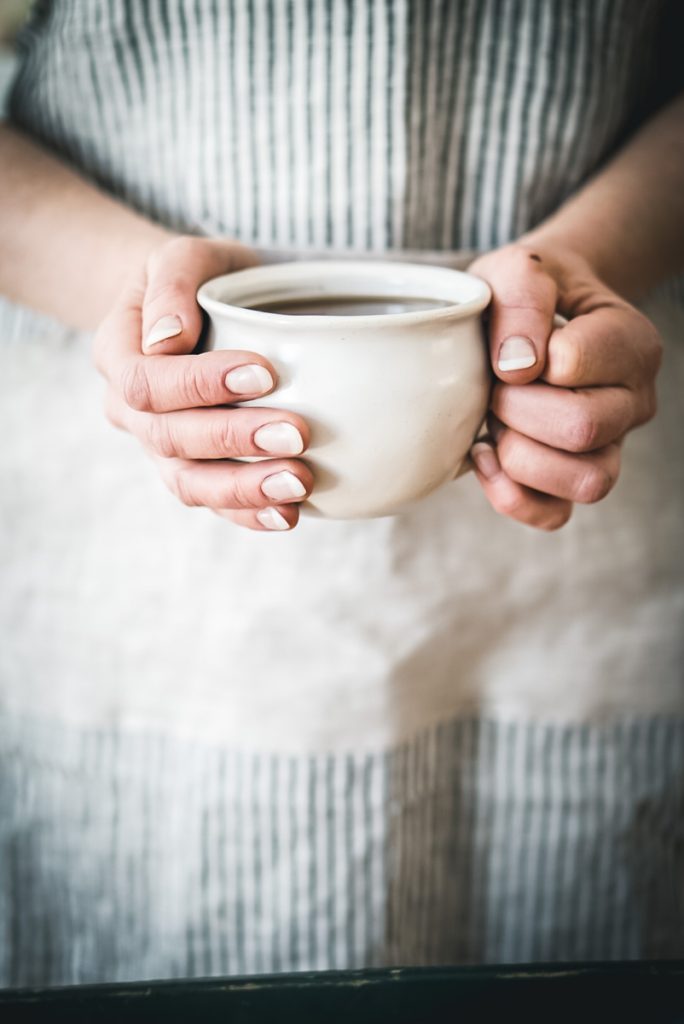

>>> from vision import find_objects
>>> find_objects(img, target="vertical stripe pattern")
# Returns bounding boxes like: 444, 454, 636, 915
8, 0, 667, 252
1, 715, 683, 985
2, 0, 683, 990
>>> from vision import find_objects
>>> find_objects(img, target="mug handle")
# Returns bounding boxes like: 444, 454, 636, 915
456, 313, 568, 479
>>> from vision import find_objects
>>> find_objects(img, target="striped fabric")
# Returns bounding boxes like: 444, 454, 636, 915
3, 0, 684, 986
1, 715, 683, 986
8, 0, 669, 251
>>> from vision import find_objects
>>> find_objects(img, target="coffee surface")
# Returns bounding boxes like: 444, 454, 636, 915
248, 295, 455, 316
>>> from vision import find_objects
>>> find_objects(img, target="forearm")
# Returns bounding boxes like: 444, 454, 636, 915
0, 123, 172, 329
523, 92, 684, 301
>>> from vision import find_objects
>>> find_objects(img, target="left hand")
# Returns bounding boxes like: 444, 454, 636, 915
467, 241, 663, 530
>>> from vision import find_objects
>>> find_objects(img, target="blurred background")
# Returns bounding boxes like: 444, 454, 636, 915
0, 0, 30, 110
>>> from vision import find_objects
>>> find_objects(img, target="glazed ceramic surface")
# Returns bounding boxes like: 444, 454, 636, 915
198, 260, 491, 519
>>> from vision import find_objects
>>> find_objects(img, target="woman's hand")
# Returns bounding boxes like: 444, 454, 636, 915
94, 236, 313, 531
468, 242, 663, 530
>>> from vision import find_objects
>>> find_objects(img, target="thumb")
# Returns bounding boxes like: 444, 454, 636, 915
141, 236, 258, 354
472, 248, 558, 384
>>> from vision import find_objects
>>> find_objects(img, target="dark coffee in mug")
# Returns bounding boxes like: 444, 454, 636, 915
248, 295, 455, 316
197, 258, 492, 517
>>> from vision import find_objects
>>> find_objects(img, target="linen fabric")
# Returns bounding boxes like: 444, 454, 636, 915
1, 0, 683, 984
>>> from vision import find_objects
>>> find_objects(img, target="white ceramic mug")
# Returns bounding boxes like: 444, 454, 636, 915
197, 260, 491, 519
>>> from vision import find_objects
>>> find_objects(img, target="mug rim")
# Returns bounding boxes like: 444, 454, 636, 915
197, 259, 491, 329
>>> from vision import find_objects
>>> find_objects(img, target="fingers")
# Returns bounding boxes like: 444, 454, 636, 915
155, 455, 314, 513
490, 421, 622, 504
543, 305, 663, 391
112, 347, 279, 413
471, 247, 558, 385
106, 393, 309, 460
490, 304, 661, 458
468, 242, 663, 530
491, 381, 637, 452
93, 235, 308, 534
93, 236, 259, 375
213, 505, 302, 532
94, 280, 279, 413
471, 441, 573, 531
141, 236, 258, 354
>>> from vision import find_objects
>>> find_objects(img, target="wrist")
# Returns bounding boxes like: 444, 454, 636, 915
518, 177, 663, 303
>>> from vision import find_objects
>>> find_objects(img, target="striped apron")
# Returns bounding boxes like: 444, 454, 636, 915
1, 0, 683, 984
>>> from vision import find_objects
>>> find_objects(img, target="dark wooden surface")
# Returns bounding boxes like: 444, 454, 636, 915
1, 961, 684, 1022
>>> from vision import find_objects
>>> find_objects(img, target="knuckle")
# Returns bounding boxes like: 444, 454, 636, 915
631, 386, 657, 429
179, 363, 217, 406
639, 388, 658, 426
148, 236, 203, 280
120, 359, 153, 412
575, 463, 613, 504
230, 472, 257, 510
499, 293, 548, 315
145, 236, 212, 311
643, 323, 664, 375
148, 415, 177, 458
566, 408, 599, 453
145, 278, 189, 312
166, 235, 207, 264
494, 431, 523, 477
624, 312, 664, 382
216, 416, 243, 456
171, 467, 199, 507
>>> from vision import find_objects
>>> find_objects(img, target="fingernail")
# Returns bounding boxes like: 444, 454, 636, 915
256, 506, 290, 531
254, 421, 304, 455
261, 470, 307, 501
471, 441, 501, 481
498, 335, 536, 372
143, 314, 183, 351
225, 364, 274, 395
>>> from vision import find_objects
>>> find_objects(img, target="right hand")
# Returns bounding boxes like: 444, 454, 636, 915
93, 236, 313, 531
